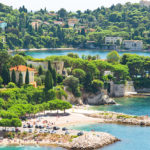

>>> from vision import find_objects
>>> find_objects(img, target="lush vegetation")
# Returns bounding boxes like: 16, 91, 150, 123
0, 2, 150, 50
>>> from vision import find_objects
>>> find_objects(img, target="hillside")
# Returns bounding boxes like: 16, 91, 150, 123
0, 2, 150, 50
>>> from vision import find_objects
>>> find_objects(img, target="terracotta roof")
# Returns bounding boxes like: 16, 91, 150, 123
10, 65, 35, 72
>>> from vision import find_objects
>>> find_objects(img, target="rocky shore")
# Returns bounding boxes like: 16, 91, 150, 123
64, 131, 119, 150
86, 112, 150, 126
0, 130, 119, 150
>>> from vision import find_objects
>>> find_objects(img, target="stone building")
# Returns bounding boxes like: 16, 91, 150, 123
27, 61, 67, 75
105, 37, 122, 45
9, 65, 35, 84
122, 40, 143, 50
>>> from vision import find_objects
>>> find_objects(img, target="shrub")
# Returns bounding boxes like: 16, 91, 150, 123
7, 82, 16, 88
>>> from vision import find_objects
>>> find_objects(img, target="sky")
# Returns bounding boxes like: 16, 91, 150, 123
0, 0, 140, 11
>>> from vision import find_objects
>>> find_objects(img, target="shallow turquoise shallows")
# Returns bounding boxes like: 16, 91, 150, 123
72, 123, 150, 150
92, 97, 150, 116
0, 146, 65, 150
12, 50, 150, 59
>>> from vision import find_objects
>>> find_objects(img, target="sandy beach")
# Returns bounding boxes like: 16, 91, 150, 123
0, 106, 119, 149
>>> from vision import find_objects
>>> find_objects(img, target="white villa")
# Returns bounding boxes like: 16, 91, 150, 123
140, 0, 150, 7
105, 37, 122, 45
123, 40, 143, 50
0, 21, 7, 31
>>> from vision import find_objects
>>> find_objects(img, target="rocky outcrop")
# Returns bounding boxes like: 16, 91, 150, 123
64, 86, 116, 105
63, 90, 83, 105
65, 131, 119, 150
82, 92, 116, 105
87, 112, 150, 126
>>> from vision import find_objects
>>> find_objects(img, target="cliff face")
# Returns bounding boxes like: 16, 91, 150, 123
63, 87, 116, 105
82, 92, 116, 105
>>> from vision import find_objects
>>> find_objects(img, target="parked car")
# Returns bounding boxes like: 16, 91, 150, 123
11, 128, 15, 132
53, 126, 60, 130
39, 129, 43, 133
28, 124, 33, 128
29, 129, 32, 133
77, 131, 84, 136
23, 125, 27, 128
65, 131, 69, 135
62, 127, 68, 131
44, 130, 49, 133
46, 126, 51, 129
50, 130, 56, 134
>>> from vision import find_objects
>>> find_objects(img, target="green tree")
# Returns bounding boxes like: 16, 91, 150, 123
1, 65, 10, 85
45, 70, 53, 90
38, 65, 43, 75
25, 69, 29, 84
0, 76, 3, 87
92, 79, 104, 93
0, 119, 11, 129
18, 72, 23, 87
52, 69, 57, 86
0, 98, 4, 109
11, 54, 26, 66
63, 76, 81, 97
107, 51, 120, 64
11, 69, 16, 83
72, 68, 86, 83
48, 61, 53, 72
11, 118, 22, 127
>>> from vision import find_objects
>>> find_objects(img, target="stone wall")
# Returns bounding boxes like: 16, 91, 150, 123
110, 81, 136, 97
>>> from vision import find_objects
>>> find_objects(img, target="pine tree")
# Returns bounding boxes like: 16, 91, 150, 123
2, 65, 10, 85
12, 69, 16, 83
52, 69, 57, 86
18, 72, 23, 87
38, 65, 43, 75
45, 70, 53, 90
81, 28, 86, 36
48, 61, 53, 72
25, 69, 29, 84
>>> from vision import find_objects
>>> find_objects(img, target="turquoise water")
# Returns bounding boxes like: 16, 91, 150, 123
72, 123, 150, 150
0, 146, 65, 150
14, 49, 150, 59
92, 97, 150, 116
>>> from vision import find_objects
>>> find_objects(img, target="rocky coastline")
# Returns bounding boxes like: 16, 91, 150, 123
86, 112, 150, 126
0, 130, 119, 150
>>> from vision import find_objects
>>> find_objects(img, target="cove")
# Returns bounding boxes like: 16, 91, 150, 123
91, 97, 150, 116
72, 123, 150, 150
12, 49, 150, 59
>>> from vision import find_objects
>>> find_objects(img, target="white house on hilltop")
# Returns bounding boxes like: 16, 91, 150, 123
105, 37, 122, 45
123, 40, 143, 50
140, 0, 150, 7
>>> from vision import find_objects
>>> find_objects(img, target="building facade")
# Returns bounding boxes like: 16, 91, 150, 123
27, 61, 67, 75
123, 40, 143, 50
9, 65, 35, 84
105, 37, 122, 45
140, 0, 150, 7
0, 21, 7, 30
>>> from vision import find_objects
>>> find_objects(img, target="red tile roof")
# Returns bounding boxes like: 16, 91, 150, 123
10, 65, 35, 72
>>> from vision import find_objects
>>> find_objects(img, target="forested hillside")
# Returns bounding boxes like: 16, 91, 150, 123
0, 2, 150, 50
